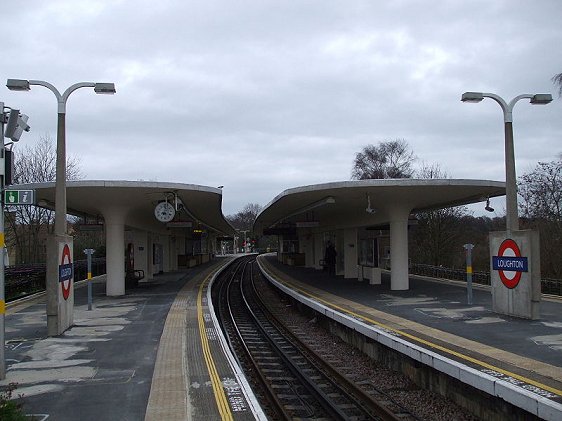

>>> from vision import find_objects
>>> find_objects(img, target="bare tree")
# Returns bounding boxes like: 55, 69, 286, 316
519, 158, 562, 221
351, 139, 416, 180
226, 203, 264, 251
518, 157, 562, 278
5, 134, 83, 264
410, 163, 468, 267
226, 203, 262, 232
553, 73, 562, 97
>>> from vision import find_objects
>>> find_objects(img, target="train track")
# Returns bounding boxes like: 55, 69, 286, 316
214, 256, 419, 420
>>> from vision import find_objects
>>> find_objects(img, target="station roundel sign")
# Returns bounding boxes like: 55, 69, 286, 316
59, 243, 73, 300
495, 239, 524, 289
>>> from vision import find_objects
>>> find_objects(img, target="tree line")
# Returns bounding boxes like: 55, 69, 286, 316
8, 140, 561, 279
8, 74, 562, 278
5, 135, 103, 265
351, 139, 562, 278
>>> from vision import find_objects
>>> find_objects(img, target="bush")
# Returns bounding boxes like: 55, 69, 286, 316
0, 383, 28, 421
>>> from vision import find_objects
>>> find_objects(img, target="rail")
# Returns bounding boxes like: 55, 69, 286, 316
5, 258, 107, 301
215, 256, 415, 420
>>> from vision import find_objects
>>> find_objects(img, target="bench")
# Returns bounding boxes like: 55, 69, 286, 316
125, 269, 145, 288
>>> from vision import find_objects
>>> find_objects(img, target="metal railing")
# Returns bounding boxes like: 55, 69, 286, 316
410, 263, 561, 296
5, 258, 106, 301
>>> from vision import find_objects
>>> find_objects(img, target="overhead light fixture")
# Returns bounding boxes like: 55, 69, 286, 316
462, 90, 551, 231
6, 79, 30, 91
365, 194, 376, 214
461, 92, 484, 103
485, 198, 494, 213
530, 93, 553, 105
462, 91, 553, 107
93, 83, 116, 94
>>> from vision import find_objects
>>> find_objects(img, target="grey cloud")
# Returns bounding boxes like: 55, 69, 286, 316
2, 0, 561, 216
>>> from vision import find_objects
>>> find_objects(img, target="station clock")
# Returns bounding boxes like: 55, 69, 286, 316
154, 201, 176, 223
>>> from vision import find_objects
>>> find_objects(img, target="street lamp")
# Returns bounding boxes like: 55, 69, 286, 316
6, 79, 115, 236
7, 79, 115, 336
461, 91, 552, 232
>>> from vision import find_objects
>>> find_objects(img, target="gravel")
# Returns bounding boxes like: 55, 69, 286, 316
254, 270, 479, 421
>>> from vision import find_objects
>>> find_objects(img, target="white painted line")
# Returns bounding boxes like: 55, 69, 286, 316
206, 257, 269, 421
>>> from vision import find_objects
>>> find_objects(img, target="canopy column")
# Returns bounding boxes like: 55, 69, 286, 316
103, 207, 127, 296
389, 207, 411, 290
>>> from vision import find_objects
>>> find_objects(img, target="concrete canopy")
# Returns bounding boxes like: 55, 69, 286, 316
254, 179, 506, 233
254, 179, 506, 291
10, 180, 234, 297
13, 180, 234, 235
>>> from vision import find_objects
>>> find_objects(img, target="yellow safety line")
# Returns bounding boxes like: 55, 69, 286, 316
0, 299, 5, 315
197, 271, 234, 421
0, 232, 4, 247
263, 264, 562, 397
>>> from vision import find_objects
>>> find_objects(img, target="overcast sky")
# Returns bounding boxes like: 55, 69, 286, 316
2, 0, 561, 216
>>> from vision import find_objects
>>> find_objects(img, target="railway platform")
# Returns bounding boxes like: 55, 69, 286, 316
1, 256, 265, 421
257, 254, 562, 420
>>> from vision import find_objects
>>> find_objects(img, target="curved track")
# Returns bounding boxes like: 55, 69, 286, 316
214, 256, 418, 420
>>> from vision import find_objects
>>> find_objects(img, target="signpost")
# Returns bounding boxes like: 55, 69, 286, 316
84, 248, 95, 310
463, 244, 474, 305
47, 237, 74, 335
490, 231, 540, 319
59, 243, 73, 300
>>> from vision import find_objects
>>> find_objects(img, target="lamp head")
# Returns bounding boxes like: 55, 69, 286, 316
94, 83, 116, 94
485, 198, 494, 213
6, 79, 30, 91
461, 92, 484, 103
530, 93, 552, 105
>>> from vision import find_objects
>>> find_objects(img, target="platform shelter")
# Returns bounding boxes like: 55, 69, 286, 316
254, 179, 505, 290
12, 180, 234, 296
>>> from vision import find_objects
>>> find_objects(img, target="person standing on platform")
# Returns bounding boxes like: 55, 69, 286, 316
325, 241, 337, 276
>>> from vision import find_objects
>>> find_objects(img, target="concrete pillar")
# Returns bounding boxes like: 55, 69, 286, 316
389, 208, 411, 290
104, 207, 127, 296
344, 228, 358, 279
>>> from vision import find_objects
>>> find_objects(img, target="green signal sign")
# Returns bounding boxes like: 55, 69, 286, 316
4, 190, 35, 205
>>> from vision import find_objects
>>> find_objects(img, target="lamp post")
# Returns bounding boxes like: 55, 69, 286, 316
6, 79, 116, 236
6, 79, 115, 335
461, 92, 552, 232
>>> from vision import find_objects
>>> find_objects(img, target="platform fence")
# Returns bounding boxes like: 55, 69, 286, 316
5, 258, 107, 301
410, 263, 562, 296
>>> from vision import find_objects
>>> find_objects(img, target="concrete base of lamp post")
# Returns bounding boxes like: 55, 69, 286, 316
46, 234, 74, 336
490, 230, 541, 320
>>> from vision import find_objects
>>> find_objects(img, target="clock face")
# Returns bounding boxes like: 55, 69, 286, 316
154, 201, 176, 222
